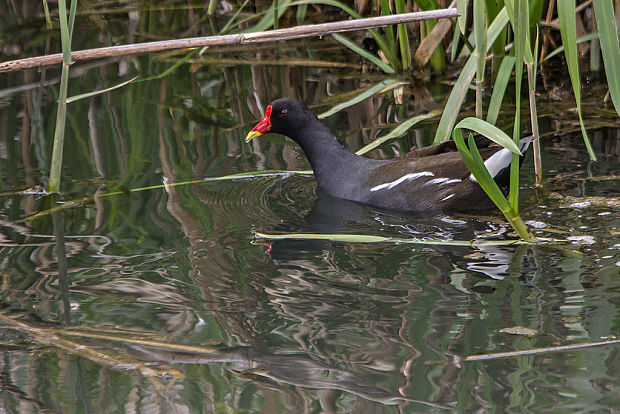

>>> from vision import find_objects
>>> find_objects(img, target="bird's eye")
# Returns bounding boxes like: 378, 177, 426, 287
281, 109, 288, 117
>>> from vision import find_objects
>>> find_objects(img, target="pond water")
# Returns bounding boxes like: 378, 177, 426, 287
1, 7, 620, 413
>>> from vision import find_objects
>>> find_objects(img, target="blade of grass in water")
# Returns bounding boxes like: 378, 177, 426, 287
290, 0, 399, 68
507, 0, 528, 212
543, 33, 599, 62
253, 231, 537, 246
42, 0, 52, 29
395, 0, 412, 69
48, 0, 73, 193
473, 0, 487, 118
355, 112, 439, 155
455, 117, 521, 154
457, 0, 469, 34
331, 34, 396, 74
433, 6, 510, 143
593, 0, 620, 116
296, 3, 308, 24
317, 79, 399, 118
528, 28, 543, 185
25, 170, 315, 221
557, 0, 597, 161
66, 76, 139, 103
242, 0, 292, 32
451, 124, 533, 240
380, 0, 399, 68
486, 55, 515, 125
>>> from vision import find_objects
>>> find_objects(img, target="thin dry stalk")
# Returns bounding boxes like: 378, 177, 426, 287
0, 313, 183, 378
465, 338, 620, 361
0, 9, 458, 73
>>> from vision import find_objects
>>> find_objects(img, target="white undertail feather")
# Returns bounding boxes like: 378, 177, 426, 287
469, 137, 532, 183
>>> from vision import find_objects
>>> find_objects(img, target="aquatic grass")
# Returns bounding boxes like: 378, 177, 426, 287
507, 0, 529, 213
474, 0, 487, 118
355, 111, 439, 155
542, 33, 600, 61
66, 76, 139, 103
557, 0, 596, 161
23, 170, 314, 221
527, 29, 542, 185
331, 33, 396, 74
592, 0, 620, 116
48, 0, 77, 194
434, 6, 510, 144
394, 0, 412, 70
466, 338, 620, 361
452, 118, 532, 240
317, 79, 399, 118
0, 312, 184, 378
253, 231, 540, 246
486, 55, 515, 125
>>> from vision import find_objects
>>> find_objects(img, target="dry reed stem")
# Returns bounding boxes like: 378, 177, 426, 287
0, 10, 458, 73
466, 338, 620, 361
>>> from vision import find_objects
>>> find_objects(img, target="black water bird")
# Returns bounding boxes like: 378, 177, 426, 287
246, 98, 530, 212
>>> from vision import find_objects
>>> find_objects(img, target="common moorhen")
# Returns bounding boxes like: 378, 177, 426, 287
246, 98, 531, 212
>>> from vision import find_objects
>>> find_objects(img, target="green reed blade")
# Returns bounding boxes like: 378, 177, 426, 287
49, 0, 74, 194
243, 0, 291, 32
380, 0, 398, 60
434, 6, 510, 143
273, 0, 279, 29
317, 79, 399, 119
467, 134, 512, 211
487, 55, 515, 125
290, 0, 399, 69
434, 57, 477, 144
395, 0, 411, 69
254, 231, 534, 246
66, 76, 139, 104
42, 0, 52, 29
452, 128, 532, 240
457, 0, 469, 34
593, 0, 620, 116
473, 0, 487, 118
557, 0, 597, 161
455, 117, 521, 154
219, 0, 251, 33
473, 0, 487, 83
451, 18, 462, 62
509, 0, 528, 211
208, 0, 218, 14
356, 111, 439, 155
543, 33, 600, 62
331, 34, 396, 74
296, 3, 308, 24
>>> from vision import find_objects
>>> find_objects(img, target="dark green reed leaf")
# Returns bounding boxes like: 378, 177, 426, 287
317, 79, 399, 118
593, 0, 620, 116
331, 34, 396, 74
557, 0, 597, 160
486, 56, 515, 125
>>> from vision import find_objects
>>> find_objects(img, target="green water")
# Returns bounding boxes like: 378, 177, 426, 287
1, 6, 620, 413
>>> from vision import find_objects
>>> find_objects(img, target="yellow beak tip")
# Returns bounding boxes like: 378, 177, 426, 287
245, 131, 262, 143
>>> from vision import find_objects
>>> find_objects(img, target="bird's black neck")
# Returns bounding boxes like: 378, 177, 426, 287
290, 123, 379, 198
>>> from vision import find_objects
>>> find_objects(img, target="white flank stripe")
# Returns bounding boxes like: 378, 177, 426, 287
441, 194, 455, 201
370, 171, 434, 192
469, 148, 512, 182
424, 178, 462, 186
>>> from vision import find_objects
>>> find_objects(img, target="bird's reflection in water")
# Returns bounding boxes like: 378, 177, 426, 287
268, 189, 522, 282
